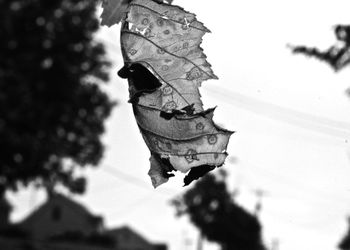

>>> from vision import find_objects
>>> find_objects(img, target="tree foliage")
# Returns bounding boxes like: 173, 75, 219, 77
172, 170, 266, 250
0, 0, 114, 194
291, 25, 350, 71
339, 218, 350, 250
290, 23, 350, 250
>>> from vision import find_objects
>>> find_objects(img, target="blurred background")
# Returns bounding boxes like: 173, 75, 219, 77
1, 0, 350, 250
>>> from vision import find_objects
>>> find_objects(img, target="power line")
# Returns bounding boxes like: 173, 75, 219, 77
98, 36, 350, 204
101, 35, 350, 141
205, 85, 350, 140
100, 35, 350, 137
107, 192, 157, 217
96, 165, 183, 217
100, 165, 178, 196
239, 159, 350, 206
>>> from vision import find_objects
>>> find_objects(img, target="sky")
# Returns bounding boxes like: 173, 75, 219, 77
8, 1, 350, 250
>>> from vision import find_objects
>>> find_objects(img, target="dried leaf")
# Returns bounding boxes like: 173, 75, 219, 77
134, 105, 232, 173
183, 164, 215, 186
104, 0, 233, 187
120, 0, 217, 113
148, 153, 175, 187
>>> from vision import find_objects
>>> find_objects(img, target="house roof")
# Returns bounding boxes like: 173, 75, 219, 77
106, 225, 168, 249
106, 225, 152, 245
18, 193, 102, 228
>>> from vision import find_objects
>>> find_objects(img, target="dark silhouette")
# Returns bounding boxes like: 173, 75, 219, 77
172, 170, 266, 250
290, 23, 350, 250
0, 0, 114, 203
0, 192, 168, 250
339, 218, 350, 250
290, 25, 350, 71
0, 193, 11, 230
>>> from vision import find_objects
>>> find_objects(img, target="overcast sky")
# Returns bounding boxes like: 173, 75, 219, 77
9, 1, 350, 250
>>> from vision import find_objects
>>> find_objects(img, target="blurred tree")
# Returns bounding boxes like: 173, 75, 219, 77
0, 0, 114, 199
291, 24, 350, 250
290, 25, 350, 72
172, 170, 266, 250
339, 218, 350, 250
0, 188, 11, 230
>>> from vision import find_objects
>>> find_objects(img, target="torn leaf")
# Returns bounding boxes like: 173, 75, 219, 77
102, 0, 233, 188
120, 0, 217, 113
134, 105, 232, 174
183, 164, 216, 186
149, 154, 175, 188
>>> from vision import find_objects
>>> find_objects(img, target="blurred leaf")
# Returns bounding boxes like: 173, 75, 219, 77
100, 0, 175, 27
100, 0, 130, 27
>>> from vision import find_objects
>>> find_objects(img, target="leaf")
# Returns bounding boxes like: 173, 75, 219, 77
100, 0, 130, 27
120, 0, 217, 113
183, 164, 216, 186
118, 63, 162, 102
134, 105, 232, 174
100, 0, 174, 27
148, 153, 175, 187
106, 0, 233, 187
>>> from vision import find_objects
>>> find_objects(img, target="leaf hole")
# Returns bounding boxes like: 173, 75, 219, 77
118, 63, 162, 93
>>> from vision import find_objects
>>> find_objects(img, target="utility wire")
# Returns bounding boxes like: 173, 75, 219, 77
100, 165, 178, 196
205, 85, 350, 140
96, 165, 183, 217
99, 36, 350, 206
239, 159, 350, 206
107, 192, 157, 217
100, 35, 350, 137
